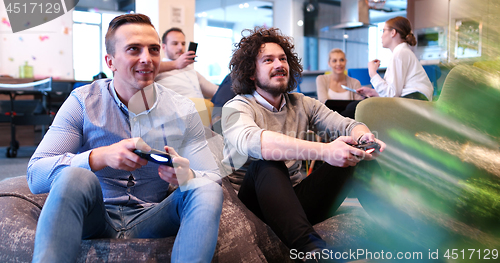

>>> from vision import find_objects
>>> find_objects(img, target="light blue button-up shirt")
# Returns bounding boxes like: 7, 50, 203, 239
27, 79, 220, 206
252, 90, 286, 112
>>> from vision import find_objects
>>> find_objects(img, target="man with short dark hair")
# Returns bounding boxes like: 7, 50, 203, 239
28, 14, 223, 263
156, 27, 218, 99
161, 27, 186, 61
221, 27, 386, 261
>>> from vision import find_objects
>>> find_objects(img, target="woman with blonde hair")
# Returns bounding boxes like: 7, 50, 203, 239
358, 16, 433, 100
316, 48, 365, 103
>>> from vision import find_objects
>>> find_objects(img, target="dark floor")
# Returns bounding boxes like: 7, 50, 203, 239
0, 124, 38, 181
0, 123, 42, 147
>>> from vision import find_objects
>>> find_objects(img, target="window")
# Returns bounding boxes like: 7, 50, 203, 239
73, 22, 100, 81
368, 22, 392, 68
194, 1, 273, 85
73, 10, 123, 81
194, 26, 233, 85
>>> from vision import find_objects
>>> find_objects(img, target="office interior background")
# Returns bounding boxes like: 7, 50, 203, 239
1, 1, 500, 259
1, 0, 499, 86
0, 0, 498, 149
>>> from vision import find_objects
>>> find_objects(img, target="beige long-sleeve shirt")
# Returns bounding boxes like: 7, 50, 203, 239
221, 92, 365, 188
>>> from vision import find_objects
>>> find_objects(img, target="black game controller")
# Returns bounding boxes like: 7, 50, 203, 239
350, 142, 381, 153
133, 149, 173, 167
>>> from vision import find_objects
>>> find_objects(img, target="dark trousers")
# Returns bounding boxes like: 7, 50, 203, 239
402, 92, 429, 101
340, 100, 361, 119
237, 160, 357, 253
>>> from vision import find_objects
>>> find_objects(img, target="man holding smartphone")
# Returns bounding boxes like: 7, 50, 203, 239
156, 27, 218, 99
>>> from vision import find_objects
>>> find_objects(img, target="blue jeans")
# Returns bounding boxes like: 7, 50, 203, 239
32, 167, 223, 263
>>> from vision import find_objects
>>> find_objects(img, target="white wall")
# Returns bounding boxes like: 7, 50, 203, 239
136, 0, 196, 45
413, 0, 448, 29
0, 0, 73, 79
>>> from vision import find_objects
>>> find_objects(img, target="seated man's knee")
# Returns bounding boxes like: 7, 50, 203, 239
182, 181, 223, 220
199, 179, 223, 196
247, 160, 289, 179
183, 179, 223, 207
200, 180, 223, 206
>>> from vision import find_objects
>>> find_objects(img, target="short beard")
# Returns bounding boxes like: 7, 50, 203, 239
255, 77, 289, 97
167, 51, 180, 60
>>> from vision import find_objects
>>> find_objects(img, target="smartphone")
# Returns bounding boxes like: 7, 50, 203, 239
133, 149, 173, 167
188, 42, 198, 59
341, 84, 357, 93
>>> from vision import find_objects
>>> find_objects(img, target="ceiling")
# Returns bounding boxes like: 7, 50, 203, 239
74, 0, 407, 27
75, 0, 135, 12
195, 1, 273, 27
328, 0, 407, 12
195, 0, 407, 27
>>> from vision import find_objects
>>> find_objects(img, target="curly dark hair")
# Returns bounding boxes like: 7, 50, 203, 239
230, 27, 303, 95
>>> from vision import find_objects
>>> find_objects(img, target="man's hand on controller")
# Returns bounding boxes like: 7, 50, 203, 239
354, 133, 386, 160
323, 136, 367, 168
90, 137, 151, 171
158, 146, 194, 186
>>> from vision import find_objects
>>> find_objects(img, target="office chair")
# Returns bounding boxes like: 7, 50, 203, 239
422, 65, 442, 99
347, 68, 371, 86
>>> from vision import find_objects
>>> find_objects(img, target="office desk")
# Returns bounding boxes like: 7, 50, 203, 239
0, 77, 86, 157
0, 78, 53, 157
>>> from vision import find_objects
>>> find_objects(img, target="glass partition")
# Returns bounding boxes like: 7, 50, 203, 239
194, 1, 273, 85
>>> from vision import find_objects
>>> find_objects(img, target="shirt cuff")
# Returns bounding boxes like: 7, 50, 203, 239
72, 150, 92, 171
346, 122, 368, 137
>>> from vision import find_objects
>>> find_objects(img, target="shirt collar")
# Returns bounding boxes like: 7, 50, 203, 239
252, 90, 286, 112
394, 42, 409, 52
109, 81, 159, 116
109, 80, 129, 114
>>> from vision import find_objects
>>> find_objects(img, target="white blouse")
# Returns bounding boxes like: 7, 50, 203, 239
370, 43, 433, 100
